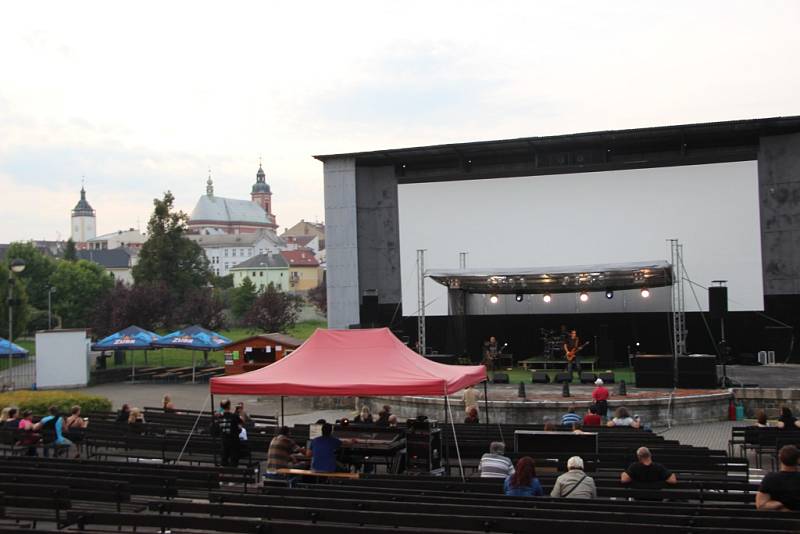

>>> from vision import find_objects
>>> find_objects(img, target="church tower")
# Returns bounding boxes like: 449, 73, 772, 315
251, 163, 274, 221
71, 185, 96, 243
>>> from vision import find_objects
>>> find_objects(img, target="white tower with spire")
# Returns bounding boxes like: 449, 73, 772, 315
71, 184, 96, 243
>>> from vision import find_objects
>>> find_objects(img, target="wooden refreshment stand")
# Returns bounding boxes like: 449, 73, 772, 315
223, 333, 303, 375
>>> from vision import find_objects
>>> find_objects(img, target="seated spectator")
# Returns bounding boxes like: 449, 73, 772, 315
571, 422, 585, 434
756, 445, 800, 511
551, 456, 597, 499
754, 409, 770, 428
309, 422, 344, 472
478, 441, 515, 479
376, 405, 392, 426
162, 395, 176, 412
583, 406, 602, 426
464, 406, 479, 425
63, 405, 87, 457
0, 407, 11, 425
592, 378, 609, 418
2, 407, 19, 429
266, 426, 308, 477
37, 405, 73, 457
561, 406, 581, 426
504, 456, 543, 497
127, 407, 145, 433
463, 385, 478, 414
115, 404, 131, 423
387, 415, 398, 428
777, 407, 800, 430
543, 420, 557, 432
353, 405, 373, 424
17, 410, 40, 456
607, 407, 640, 428
620, 446, 677, 485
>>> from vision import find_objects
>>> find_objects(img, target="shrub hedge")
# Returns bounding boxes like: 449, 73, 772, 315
0, 390, 112, 416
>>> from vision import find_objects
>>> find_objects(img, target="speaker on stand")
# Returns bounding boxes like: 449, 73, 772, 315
709, 283, 730, 386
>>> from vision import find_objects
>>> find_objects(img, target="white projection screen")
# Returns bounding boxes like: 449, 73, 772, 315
398, 161, 763, 316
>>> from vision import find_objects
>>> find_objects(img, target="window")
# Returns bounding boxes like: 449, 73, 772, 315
232, 249, 237, 257
224, 249, 229, 257
259, 272, 263, 277
240, 249, 245, 256
252, 271, 256, 277
225, 263, 229, 269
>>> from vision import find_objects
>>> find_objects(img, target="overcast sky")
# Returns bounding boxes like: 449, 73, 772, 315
1, 1, 798, 242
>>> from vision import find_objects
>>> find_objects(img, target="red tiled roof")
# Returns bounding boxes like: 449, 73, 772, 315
280, 249, 320, 267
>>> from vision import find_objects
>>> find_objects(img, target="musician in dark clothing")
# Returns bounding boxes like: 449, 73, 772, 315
482, 336, 498, 371
218, 399, 243, 467
563, 330, 582, 378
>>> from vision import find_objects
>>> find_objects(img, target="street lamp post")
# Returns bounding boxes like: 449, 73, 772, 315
6, 258, 26, 389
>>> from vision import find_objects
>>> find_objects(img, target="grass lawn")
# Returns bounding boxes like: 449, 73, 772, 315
488, 367, 635, 385
103, 320, 328, 369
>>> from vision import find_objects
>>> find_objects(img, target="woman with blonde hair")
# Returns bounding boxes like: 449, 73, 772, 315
0, 407, 12, 424
353, 405, 373, 424
162, 394, 175, 412
127, 407, 145, 429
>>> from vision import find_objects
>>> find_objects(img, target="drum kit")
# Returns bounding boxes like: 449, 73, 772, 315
539, 328, 564, 360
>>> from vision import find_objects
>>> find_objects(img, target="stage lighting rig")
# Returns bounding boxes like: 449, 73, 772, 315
489, 294, 499, 304
542, 293, 552, 303
515, 293, 524, 303
640, 288, 650, 298
579, 291, 589, 302
605, 290, 614, 299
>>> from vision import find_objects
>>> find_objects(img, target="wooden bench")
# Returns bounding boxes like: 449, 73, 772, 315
276, 468, 360, 480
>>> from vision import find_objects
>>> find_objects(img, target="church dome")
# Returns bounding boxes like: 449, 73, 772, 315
252, 164, 271, 194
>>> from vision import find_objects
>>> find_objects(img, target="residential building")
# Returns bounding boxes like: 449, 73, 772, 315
230, 253, 290, 291
284, 234, 320, 255
280, 249, 321, 291
76, 248, 136, 285
188, 166, 277, 235
281, 219, 325, 245
189, 230, 285, 277
86, 229, 147, 250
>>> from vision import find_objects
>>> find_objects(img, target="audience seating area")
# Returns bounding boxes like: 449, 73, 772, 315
0, 413, 798, 533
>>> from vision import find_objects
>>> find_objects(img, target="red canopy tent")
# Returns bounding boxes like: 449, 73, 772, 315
209, 327, 486, 397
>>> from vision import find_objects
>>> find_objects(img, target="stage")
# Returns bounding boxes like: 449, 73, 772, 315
358, 364, 800, 427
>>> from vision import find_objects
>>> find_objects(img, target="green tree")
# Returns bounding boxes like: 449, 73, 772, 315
5, 242, 57, 310
50, 259, 114, 328
63, 238, 77, 261
231, 277, 258, 322
132, 191, 212, 301
244, 282, 302, 333
0, 263, 30, 339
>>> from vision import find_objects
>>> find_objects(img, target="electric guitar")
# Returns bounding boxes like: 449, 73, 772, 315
565, 341, 590, 362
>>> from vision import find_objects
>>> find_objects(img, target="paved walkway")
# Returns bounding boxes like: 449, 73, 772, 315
659, 420, 736, 451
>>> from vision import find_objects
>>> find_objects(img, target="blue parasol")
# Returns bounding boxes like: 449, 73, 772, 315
0, 337, 28, 358
154, 325, 231, 382
91, 325, 160, 382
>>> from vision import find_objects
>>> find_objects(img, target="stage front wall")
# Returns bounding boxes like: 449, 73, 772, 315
398, 161, 763, 316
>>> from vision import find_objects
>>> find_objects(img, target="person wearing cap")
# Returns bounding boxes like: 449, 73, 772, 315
591, 378, 609, 419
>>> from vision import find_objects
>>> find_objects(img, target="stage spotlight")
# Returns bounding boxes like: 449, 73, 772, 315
489, 294, 499, 304
542, 293, 552, 303
605, 290, 614, 299
579, 291, 589, 302
515, 293, 524, 303
640, 288, 651, 298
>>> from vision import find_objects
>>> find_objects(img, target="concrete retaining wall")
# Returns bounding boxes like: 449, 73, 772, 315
733, 388, 800, 417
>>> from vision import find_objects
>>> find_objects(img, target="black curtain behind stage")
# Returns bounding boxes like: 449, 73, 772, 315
401, 296, 800, 366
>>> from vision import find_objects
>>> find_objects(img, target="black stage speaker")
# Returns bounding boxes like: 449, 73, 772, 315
599, 371, 615, 384
677, 355, 718, 388
361, 292, 379, 327
633, 355, 673, 388
493, 373, 509, 384
531, 370, 550, 384
555, 372, 572, 384
580, 372, 597, 384
709, 286, 728, 319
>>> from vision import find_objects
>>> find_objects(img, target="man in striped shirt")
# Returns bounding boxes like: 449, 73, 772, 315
478, 442, 515, 478
266, 426, 308, 477
561, 407, 582, 427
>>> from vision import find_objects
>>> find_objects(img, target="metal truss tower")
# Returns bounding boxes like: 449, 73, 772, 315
669, 239, 687, 383
416, 249, 426, 355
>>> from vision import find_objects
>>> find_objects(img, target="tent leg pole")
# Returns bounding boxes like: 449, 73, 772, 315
280, 396, 285, 427
131, 351, 135, 384
483, 380, 489, 426
192, 352, 196, 384
211, 394, 215, 412
443, 395, 449, 476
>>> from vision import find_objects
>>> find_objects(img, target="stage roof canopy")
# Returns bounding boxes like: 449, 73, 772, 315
209, 328, 486, 396
427, 260, 672, 294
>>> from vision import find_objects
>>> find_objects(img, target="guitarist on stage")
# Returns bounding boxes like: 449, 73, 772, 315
563, 329, 586, 378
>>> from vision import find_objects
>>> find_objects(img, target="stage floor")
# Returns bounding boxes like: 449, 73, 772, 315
724, 363, 800, 388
